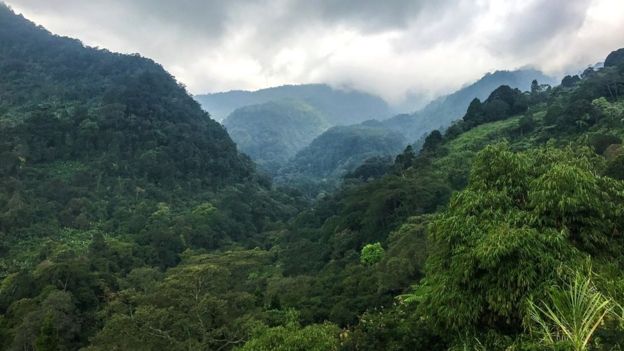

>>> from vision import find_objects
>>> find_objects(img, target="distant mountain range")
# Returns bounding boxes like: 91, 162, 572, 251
195, 84, 393, 124
199, 68, 557, 192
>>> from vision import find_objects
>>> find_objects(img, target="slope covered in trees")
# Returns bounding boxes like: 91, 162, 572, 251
0, 6, 303, 350
223, 100, 329, 174
0, 3, 301, 245
276, 122, 406, 196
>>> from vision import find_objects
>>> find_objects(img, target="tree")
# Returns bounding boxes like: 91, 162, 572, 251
360, 242, 385, 266
466, 98, 483, 117
88, 250, 272, 351
239, 321, 341, 351
562, 75, 581, 88
517, 114, 535, 135
604, 48, 624, 67
393, 145, 416, 171
588, 133, 621, 155
463, 98, 483, 125
581, 67, 597, 79
531, 79, 540, 95
421, 130, 443, 154
35, 313, 61, 351
606, 154, 624, 180
463, 86, 527, 127
345, 156, 393, 181
410, 144, 624, 345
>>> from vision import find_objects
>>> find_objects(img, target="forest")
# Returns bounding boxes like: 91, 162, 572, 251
2, 2, 624, 350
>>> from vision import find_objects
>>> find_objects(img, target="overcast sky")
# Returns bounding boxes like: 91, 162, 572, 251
6, 0, 624, 105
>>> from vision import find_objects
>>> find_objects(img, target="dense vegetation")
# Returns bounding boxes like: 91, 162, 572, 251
3, 3, 624, 350
223, 100, 329, 174
0, 7, 303, 350
195, 83, 392, 123
276, 122, 406, 197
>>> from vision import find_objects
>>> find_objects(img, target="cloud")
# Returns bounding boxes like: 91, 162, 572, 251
5, 0, 624, 106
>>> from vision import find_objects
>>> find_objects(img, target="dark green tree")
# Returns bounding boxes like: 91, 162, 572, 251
35, 313, 61, 351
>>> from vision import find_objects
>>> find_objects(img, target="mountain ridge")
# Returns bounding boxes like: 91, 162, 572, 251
381, 68, 557, 141
195, 83, 393, 124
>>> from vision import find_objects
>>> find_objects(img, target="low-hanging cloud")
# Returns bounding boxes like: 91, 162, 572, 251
6, 0, 624, 105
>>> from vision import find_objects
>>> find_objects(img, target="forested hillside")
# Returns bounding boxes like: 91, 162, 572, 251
3, 3, 624, 351
0, 4, 301, 247
0, 6, 303, 350
223, 100, 329, 174
276, 122, 406, 197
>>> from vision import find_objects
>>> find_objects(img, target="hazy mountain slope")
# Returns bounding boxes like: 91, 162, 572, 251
223, 100, 329, 173
278, 122, 405, 187
195, 83, 392, 124
382, 69, 557, 141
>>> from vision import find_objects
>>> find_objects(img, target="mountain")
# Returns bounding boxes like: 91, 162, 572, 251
0, 2, 310, 254
223, 100, 329, 173
277, 122, 406, 194
382, 68, 557, 141
195, 83, 392, 124
0, 2, 306, 251
0, 4, 298, 276
0, 5, 252, 188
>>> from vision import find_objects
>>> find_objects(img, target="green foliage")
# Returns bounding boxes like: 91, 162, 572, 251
238, 320, 341, 351
421, 130, 444, 154
516, 114, 536, 135
8, 290, 82, 351
342, 302, 444, 351
606, 154, 624, 180
414, 143, 624, 344
589, 133, 621, 154
393, 145, 417, 172
463, 85, 529, 128
562, 75, 581, 88
0, 4, 271, 243
375, 216, 429, 294
87, 250, 273, 351
344, 156, 394, 181
35, 313, 61, 351
360, 243, 385, 266
527, 271, 616, 351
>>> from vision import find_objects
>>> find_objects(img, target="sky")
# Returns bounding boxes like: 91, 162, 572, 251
6, 0, 624, 106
